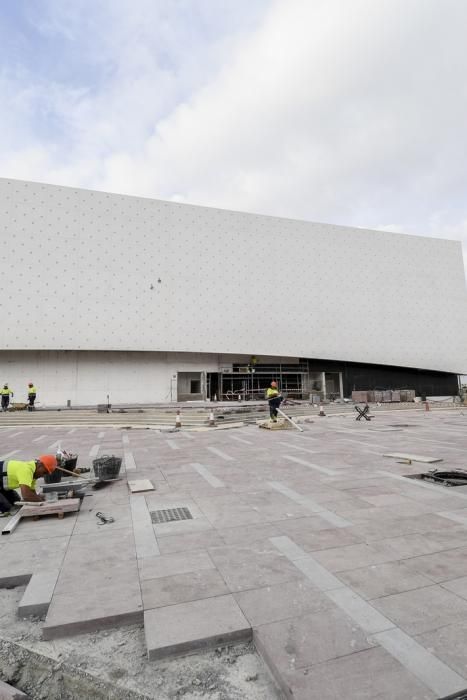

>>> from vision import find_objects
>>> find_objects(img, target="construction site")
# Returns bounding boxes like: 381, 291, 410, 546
2, 178, 467, 699
3, 402, 467, 699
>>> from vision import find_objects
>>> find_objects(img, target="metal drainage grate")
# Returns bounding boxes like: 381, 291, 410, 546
150, 507, 193, 524
404, 471, 467, 487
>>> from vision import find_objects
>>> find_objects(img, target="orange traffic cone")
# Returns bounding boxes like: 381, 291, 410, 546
209, 410, 216, 427
425, 401, 430, 412
319, 403, 326, 417
175, 409, 182, 428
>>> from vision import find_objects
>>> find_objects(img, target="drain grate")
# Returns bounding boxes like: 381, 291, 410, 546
150, 507, 193, 524
404, 471, 467, 487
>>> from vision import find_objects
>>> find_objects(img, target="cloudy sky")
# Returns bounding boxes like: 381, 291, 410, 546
1, 0, 467, 261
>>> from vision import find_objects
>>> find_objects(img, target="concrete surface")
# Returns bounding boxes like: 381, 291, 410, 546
3, 408, 467, 698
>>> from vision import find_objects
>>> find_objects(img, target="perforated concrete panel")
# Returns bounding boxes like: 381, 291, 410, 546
1, 177, 466, 373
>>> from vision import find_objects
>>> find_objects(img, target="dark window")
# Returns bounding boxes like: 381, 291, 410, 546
190, 380, 201, 394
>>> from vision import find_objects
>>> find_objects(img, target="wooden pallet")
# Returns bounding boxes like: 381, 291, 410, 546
1, 498, 81, 535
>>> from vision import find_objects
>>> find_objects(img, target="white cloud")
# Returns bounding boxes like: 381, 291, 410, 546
1, 0, 467, 274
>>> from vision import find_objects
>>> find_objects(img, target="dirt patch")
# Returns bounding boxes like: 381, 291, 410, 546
0, 588, 279, 700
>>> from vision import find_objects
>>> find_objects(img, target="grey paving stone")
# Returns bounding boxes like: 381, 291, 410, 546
153, 516, 214, 537
338, 561, 433, 600
208, 543, 302, 592
404, 545, 467, 582
63, 529, 136, 566
277, 647, 437, 700
326, 587, 395, 634
144, 594, 251, 660
371, 584, 467, 635
18, 569, 59, 618
416, 619, 467, 679
275, 515, 339, 535
292, 556, 344, 591
276, 524, 362, 552
311, 542, 397, 572
0, 537, 69, 581
138, 550, 215, 581
254, 607, 375, 674
442, 575, 467, 600
217, 522, 283, 545
374, 532, 460, 560
141, 569, 229, 609
372, 627, 467, 698
43, 556, 143, 638
234, 578, 333, 626
157, 529, 224, 555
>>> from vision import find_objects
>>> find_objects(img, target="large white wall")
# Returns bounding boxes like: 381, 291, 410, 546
0, 351, 221, 405
1, 177, 467, 373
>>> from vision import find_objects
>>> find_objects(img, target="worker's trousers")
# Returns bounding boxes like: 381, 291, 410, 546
0, 461, 20, 512
1, 396, 9, 412
28, 394, 36, 411
269, 397, 283, 419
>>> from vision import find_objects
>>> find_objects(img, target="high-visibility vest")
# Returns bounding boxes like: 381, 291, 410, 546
28, 386, 37, 395
0, 388, 13, 396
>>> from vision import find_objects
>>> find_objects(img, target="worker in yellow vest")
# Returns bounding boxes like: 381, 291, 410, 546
27, 382, 37, 411
0, 384, 14, 412
266, 381, 283, 422
0, 454, 57, 514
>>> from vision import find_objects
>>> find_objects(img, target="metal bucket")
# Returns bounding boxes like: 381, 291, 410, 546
92, 455, 122, 480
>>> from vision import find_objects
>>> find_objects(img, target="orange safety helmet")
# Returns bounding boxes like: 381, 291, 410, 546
38, 454, 57, 473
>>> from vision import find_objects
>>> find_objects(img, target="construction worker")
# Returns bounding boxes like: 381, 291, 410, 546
266, 381, 283, 422
27, 382, 37, 411
0, 384, 14, 412
0, 454, 57, 513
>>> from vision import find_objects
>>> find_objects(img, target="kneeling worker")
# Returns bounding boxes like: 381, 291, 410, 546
0, 454, 58, 513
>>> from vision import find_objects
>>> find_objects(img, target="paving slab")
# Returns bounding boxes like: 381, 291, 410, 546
234, 578, 333, 627
156, 529, 224, 555
371, 584, 467, 635
138, 550, 215, 581
144, 594, 251, 660
208, 543, 302, 592
404, 545, 467, 582
128, 479, 155, 492
311, 542, 397, 572
254, 607, 375, 674
371, 627, 467, 698
141, 568, 229, 609
43, 556, 143, 639
277, 647, 437, 700
0, 537, 69, 583
338, 561, 433, 600
18, 569, 59, 618
416, 619, 467, 678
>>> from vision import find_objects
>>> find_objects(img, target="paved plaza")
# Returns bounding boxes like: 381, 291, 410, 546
2, 409, 467, 698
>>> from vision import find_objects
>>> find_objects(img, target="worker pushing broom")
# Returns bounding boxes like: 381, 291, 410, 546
266, 380, 283, 422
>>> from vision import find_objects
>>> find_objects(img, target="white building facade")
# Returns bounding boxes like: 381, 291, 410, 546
1, 178, 466, 406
